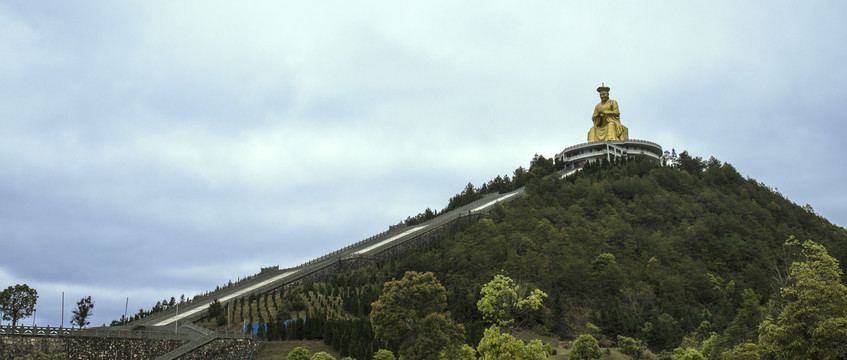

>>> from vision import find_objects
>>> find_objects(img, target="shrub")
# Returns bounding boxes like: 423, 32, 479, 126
568, 334, 602, 360
373, 349, 396, 360
286, 347, 310, 360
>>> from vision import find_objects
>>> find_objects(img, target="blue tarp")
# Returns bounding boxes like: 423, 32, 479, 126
243, 319, 302, 336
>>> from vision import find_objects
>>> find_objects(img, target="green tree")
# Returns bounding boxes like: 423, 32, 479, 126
373, 349, 396, 360
286, 347, 311, 360
675, 151, 704, 174
370, 271, 464, 360
70, 296, 94, 329
0, 284, 38, 329
208, 299, 225, 325
670, 347, 706, 360
311, 352, 335, 360
616, 335, 646, 360
477, 325, 550, 360
568, 334, 601, 360
721, 343, 759, 360
717, 289, 762, 351
477, 274, 547, 330
404, 313, 465, 360
256, 319, 266, 339
758, 238, 847, 359
440, 344, 476, 360
592, 253, 623, 298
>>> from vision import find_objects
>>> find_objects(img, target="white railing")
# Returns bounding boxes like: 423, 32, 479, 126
0, 325, 191, 340
0, 325, 79, 336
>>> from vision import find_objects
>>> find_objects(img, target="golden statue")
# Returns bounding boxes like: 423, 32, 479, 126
588, 84, 628, 142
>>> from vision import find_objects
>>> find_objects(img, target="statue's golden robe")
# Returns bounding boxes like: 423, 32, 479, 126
588, 99, 629, 142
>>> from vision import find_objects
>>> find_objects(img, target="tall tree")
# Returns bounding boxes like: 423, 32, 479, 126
71, 296, 94, 329
208, 298, 223, 319
477, 274, 547, 330
717, 289, 763, 351
0, 284, 38, 328
758, 237, 847, 359
370, 271, 464, 360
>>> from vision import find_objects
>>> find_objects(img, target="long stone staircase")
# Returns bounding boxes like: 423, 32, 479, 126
133, 187, 529, 328
131, 169, 584, 359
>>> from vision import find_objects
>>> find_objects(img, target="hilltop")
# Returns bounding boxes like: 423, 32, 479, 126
394, 153, 846, 349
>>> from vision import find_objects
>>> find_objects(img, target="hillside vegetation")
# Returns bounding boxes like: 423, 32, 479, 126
204, 152, 847, 359
397, 154, 847, 351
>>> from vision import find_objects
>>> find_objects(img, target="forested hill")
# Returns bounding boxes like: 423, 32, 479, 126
224, 153, 847, 359
387, 153, 847, 351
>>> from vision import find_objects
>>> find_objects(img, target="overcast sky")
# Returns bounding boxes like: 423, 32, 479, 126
2, 1, 845, 327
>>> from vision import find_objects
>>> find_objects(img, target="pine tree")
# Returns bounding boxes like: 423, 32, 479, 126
70, 296, 95, 329
256, 315, 266, 339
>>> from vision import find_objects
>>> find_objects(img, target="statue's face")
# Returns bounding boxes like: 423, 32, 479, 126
599, 91, 609, 101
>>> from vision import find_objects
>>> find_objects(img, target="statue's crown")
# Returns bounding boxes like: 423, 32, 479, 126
597, 83, 610, 92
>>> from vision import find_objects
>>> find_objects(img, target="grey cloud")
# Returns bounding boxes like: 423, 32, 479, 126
1, 1, 846, 326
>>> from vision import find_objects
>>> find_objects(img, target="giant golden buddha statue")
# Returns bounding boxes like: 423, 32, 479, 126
588, 85, 629, 142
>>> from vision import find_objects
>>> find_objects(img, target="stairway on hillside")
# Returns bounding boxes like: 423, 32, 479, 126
134, 184, 533, 328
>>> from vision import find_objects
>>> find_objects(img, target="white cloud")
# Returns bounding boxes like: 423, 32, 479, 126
0, 6, 38, 79
1, 1, 846, 325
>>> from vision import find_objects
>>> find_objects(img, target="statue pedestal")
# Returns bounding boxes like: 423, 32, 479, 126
555, 140, 663, 170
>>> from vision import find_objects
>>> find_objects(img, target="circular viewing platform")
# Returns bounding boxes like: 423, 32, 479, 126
555, 139, 663, 170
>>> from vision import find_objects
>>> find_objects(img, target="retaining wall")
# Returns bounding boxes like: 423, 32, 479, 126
0, 335, 258, 360
180, 339, 261, 360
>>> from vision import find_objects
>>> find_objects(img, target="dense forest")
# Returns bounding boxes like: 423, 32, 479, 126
405, 153, 847, 332
390, 153, 847, 355
159, 152, 847, 358
318, 153, 844, 358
